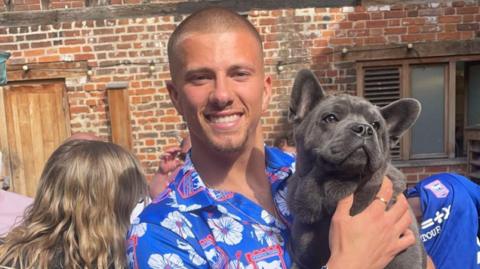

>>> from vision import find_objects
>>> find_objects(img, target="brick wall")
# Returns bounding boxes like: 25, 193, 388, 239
0, 0, 477, 180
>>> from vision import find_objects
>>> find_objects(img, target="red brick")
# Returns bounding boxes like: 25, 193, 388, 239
418, 8, 443, 17
30, 41, 51, 48
121, 34, 137, 42
329, 38, 354, 46
337, 21, 353, 29
438, 32, 462, 40
38, 55, 60, 62
457, 6, 479, 14
452, 1, 465, 7
59, 46, 81, 54
70, 106, 90, 114
401, 33, 436, 42
457, 23, 479, 31
385, 10, 406, 19
348, 13, 369, 21
463, 14, 475, 23
385, 27, 407, 34
366, 20, 387, 28
371, 12, 383, 20
401, 167, 424, 173
460, 31, 475, 39
364, 36, 386, 45
402, 17, 426, 25
24, 49, 44, 57
128, 26, 144, 33
425, 166, 448, 173
438, 15, 462, 23
86, 99, 97, 106
444, 24, 457, 32
259, 18, 276, 26
64, 38, 85, 45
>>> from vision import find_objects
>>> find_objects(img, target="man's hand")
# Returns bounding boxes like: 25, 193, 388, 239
149, 147, 184, 199
156, 146, 183, 175
327, 177, 415, 269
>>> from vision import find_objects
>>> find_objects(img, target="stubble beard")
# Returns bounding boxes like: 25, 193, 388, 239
206, 131, 249, 154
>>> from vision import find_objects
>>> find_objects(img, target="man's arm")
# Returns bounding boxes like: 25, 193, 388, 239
327, 177, 416, 269
149, 147, 183, 199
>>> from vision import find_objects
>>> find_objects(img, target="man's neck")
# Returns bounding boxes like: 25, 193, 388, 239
191, 142, 267, 191
190, 137, 276, 215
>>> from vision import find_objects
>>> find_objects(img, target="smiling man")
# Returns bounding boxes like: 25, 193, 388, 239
127, 7, 415, 269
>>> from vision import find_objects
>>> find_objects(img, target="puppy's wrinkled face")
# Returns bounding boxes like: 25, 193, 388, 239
289, 69, 421, 180
299, 94, 388, 177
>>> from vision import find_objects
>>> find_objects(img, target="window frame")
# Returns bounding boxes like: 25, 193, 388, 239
356, 55, 480, 162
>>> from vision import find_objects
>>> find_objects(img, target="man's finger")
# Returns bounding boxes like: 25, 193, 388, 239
377, 176, 393, 201
334, 194, 354, 218
393, 229, 416, 255
387, 194, 410, 223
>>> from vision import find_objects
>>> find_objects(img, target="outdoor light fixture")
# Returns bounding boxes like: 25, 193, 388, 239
149, 61, 156, 72
87, 68, 93, 76
341, 47, 348, 54
275, 61, 285, 74
407, 43, 413, 50
22, 64, 29, 71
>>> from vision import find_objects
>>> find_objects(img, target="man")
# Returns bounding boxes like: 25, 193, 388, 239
127, 7, 415, 269
406, 173, 480, 268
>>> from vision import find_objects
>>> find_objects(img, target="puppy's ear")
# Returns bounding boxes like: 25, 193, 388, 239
288, 69, 326, 123
380, 98, 421, 147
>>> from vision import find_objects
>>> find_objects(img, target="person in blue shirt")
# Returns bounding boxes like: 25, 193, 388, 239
406, 173, 480, 269
127, 7, 416, 269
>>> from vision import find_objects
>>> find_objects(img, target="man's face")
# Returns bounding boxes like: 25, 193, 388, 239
168, 30, 271, 154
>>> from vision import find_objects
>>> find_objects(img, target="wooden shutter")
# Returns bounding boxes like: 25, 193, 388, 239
363, 67, 401, 160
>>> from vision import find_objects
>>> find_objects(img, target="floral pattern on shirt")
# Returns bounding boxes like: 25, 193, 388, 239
127, 146, 296, 269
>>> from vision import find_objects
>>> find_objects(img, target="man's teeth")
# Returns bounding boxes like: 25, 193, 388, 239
210, 114, 239, 123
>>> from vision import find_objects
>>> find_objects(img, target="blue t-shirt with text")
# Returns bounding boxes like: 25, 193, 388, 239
406, 173, 480, 269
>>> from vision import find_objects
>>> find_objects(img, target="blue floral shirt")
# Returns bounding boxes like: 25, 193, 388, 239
127, 146, 296, 269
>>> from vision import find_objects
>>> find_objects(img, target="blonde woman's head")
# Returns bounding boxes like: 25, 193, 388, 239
0, 140, 147, 269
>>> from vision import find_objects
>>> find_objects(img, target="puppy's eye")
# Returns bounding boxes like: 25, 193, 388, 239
323, 114, 338, 123
371, 121, 380, 130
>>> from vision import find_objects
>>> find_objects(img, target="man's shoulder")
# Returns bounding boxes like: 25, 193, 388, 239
138, 189, 182, 223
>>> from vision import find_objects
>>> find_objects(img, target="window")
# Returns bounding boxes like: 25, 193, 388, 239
357, 56, 480, 161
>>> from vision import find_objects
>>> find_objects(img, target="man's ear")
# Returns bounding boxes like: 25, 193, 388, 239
166, 80, 183, 115
380, 98, 421, 147
262, 75, 272, 112
288, 69, 326, 123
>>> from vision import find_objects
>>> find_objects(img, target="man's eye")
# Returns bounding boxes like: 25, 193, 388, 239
233, 71, 250, 80
188, 74, 210, 84
371, 121, 380, 130
323, 114, 338, 123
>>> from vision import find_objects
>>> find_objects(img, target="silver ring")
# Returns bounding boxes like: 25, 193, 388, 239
374, 196, 388, 206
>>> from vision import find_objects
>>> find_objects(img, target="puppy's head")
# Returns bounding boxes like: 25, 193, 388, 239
289, 69, 421, 180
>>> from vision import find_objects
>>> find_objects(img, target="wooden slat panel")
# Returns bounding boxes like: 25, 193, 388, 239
108, 88, 133, 151
4, 83, 70, 197
29, 92, 45, 196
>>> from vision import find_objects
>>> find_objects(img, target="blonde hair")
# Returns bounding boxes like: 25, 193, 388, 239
0, 140, 147, 269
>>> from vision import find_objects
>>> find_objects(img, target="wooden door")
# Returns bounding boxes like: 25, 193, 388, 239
3, 82, 70, 197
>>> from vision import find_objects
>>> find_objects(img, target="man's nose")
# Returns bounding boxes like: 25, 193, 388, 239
210, 76, 233, 108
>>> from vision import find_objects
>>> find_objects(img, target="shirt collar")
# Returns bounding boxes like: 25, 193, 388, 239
169, 146, 295, 212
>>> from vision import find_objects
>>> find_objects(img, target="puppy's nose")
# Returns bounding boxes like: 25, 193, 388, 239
351, 123, 374, 137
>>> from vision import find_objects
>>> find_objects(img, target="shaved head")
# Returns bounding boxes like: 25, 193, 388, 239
167, 7, 263, 79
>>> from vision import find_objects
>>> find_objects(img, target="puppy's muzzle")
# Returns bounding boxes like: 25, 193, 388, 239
351, 123, 374, 138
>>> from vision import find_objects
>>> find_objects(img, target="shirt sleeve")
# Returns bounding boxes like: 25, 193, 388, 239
454, 174, 480, 211
127, 222, 209, 269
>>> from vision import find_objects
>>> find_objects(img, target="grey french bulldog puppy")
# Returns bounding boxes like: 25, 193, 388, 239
287, 69, 426, 269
